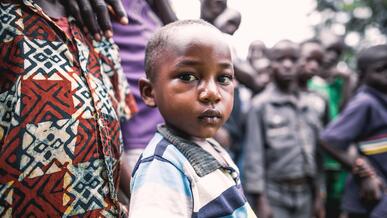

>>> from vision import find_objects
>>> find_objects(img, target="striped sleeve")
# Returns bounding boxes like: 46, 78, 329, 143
129, 153, 193, 218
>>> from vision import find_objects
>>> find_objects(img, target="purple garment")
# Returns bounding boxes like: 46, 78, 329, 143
113, 0, 164, 149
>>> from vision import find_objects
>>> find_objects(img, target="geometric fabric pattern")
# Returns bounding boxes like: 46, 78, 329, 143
0, 1, 137, 217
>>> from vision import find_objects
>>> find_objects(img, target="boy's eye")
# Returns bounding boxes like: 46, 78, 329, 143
218, 75, 233, 85
178, 73, 197, 82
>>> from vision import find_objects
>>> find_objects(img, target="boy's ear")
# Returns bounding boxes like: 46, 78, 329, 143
139, 78, 157, 107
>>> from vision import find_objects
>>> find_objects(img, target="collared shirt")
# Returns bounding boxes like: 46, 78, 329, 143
0, 1, 136, 216
244, 83, 321, 193
129, 125, 256, 218
321, 85, 387, 215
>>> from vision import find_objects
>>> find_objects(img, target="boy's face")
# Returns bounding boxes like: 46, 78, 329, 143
271, 42, 300, 86
297, 42, 324, 81
144, 26, 234, 139
364, 54, 387, 93
253, 58, 271, 87
248, 42, 266, 63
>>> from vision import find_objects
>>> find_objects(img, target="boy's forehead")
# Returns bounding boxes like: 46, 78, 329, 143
301, 43, 323, 56
165, 25, 228, 52
272, 45, 299, 58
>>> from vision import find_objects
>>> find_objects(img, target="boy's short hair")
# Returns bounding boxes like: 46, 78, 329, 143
144, 19, 219, 81
301, 38, 322, 47
268, 40, 300, 61
357, 44, 387, 75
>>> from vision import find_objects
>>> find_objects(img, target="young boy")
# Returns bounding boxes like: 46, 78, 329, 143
129, 20, 256, 217
297, 39, 330, 126
320, 44, 387, 218
243, 40, 324, 218
0, 0, 136, 216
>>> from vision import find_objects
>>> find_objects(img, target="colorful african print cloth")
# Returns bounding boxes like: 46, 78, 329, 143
0, 0, 137, 217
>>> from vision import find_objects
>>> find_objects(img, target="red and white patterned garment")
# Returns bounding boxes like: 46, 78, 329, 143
0, 0, 137, 216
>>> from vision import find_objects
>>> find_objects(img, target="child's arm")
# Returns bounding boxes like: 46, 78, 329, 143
243, 105, 271, 217
320, 96, 384, 204
320, 141, 384, 203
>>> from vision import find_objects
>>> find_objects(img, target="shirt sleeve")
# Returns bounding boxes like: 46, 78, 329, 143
320, 96, 369, 149
129, 157, 193, 218
243, 106, 265, 194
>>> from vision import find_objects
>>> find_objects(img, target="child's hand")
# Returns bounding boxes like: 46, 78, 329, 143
352, 157, 376, 178
256, 195, 273, 218
359, 175, 384, 205
313, 193, 325, 218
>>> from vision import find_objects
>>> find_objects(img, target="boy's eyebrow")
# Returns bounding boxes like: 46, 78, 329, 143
175, 59, 233, 68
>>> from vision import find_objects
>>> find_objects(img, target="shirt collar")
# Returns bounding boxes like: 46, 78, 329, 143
265, 83, 300, 106
157, 125, 222, 177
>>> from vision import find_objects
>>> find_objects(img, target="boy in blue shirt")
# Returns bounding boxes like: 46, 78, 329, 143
128, 20, 256, 217
320, 44, 387, 218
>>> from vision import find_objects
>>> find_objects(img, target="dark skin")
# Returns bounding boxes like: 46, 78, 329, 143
297, 41, 326, 218
320, 141, 384, 206
320, 50, 387, 207
297, 42, 324, 91
254, 40, 324, 218
200, 0, 228, 24
320, 34, 356, 109
61, 0, 128, 40
62, 0, 176, 41
254, 41, 300, 218
270, 40, 300, 93
247, 40, 267, 67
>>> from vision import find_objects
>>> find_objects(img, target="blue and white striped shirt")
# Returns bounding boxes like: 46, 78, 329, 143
129, 126, 256, 218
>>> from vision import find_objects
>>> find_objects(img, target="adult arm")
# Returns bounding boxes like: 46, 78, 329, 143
146, 0, 177, 25
233, 60, 266, 94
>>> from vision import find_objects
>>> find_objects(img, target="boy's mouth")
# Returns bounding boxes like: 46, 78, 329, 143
198, 109, 222, 124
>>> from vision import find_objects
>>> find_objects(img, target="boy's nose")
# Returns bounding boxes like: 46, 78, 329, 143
283, 59, 294, 70
198, 80, 221, 104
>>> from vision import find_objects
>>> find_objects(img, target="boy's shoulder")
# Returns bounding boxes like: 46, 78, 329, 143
250, 86, 273, 110
139, 132, 189, 169
348, 86, 385, 110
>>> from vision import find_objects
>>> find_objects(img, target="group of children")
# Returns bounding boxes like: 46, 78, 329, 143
0, 0, 387, 218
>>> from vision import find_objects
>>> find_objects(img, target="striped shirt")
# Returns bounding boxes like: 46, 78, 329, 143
129, 125, 256, 218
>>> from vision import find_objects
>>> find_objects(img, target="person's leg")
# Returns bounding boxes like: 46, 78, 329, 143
267, 182, 293, 218
291, 184, 312, 218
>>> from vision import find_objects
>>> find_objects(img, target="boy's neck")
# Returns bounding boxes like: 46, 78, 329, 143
297, 79, 309, 91
275, 80, 297, 94
34, 0, 66, 18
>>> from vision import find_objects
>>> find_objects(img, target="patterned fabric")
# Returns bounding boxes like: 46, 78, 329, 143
0, 1, 137, 217
129, 126, 256, 218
